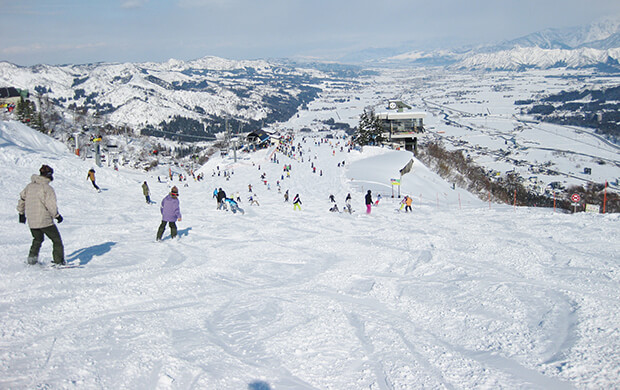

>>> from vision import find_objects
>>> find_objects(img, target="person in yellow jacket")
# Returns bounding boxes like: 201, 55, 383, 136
87, 168, 101, 192
17, 165, 65, 265
405, 196, 413, 213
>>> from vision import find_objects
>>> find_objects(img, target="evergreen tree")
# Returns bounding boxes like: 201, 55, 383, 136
16, 97, 35, 124
355, 108, 383, 146
33, 112, 47, 133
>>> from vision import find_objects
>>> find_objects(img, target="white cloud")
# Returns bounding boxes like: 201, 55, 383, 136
121, 0, 149, 9
1, 42, 108, 55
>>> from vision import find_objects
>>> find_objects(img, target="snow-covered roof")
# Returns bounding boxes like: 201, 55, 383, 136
376, 111, 426, 120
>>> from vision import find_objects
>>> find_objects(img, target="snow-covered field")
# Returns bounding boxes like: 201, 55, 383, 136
290, 68, 620, 194
1, 120, 619, 389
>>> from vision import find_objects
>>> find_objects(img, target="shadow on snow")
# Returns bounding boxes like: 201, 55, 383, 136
66, 241, 116, 265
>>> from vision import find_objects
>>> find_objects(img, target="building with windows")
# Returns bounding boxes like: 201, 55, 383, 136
0, 87, 22, 106
376, 100, 425, 151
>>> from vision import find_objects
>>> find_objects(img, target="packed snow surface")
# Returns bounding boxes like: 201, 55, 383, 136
1, 121, 618, 389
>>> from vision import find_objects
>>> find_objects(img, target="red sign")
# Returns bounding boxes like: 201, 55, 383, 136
571, 193, 581, 203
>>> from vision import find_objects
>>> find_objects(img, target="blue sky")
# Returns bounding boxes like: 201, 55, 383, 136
1, 0, 619, 66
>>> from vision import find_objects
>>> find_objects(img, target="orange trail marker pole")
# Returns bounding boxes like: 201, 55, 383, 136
603, 181, 607, 214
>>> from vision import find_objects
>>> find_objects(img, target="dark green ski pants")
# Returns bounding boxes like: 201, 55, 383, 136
157, 221, 177, 240
29, 225, 64, 264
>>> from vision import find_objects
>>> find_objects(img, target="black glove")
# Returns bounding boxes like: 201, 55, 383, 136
19, 214, 26, 224
56, 214, 63, 224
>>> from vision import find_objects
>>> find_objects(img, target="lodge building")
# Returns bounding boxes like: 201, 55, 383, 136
376, 100, 425, 152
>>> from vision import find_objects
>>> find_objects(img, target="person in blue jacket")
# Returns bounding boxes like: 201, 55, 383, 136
225, 198, 245, 214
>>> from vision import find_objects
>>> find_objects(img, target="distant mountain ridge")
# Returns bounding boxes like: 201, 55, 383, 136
374, 15, 620, 71
0, 57, 364, 140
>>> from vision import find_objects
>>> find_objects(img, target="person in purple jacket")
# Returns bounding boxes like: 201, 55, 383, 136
156, 186, 182, 241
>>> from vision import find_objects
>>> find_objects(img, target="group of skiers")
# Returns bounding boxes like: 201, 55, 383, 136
17, 149, 417, 263
213, 187, 245, 214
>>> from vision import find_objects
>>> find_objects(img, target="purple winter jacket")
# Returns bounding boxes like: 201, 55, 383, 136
160, 194, 181, 222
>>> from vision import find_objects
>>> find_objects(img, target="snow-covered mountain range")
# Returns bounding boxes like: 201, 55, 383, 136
382, 16, 620, 70
0, 57, 360, 137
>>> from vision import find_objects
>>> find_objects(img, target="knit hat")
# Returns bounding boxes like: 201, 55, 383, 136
171, 186, 179, 197
40, 165, 54, 180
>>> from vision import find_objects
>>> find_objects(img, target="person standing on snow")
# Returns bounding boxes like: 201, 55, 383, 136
345, 193, 352, 214
405, 196, 413, 213
17, 164, 65, 265
365, 190, 373, 214
375, 193, 382, 206
293, 193, 302, 211
156, 186, 182, 241
142, 181, 151, 204
87, 168, 101, 192
216, 187, 227, 210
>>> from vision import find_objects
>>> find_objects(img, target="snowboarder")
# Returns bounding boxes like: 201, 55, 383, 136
142, 181, 151, 204
87, 168, 101, 192
17, 164, 65, 265
225, 198, 245, 214
365, 190, 373, 214
157, 186, 182, 241
329, 194, 335, 203
293, 194, 302, 211
329, 204, 339, 212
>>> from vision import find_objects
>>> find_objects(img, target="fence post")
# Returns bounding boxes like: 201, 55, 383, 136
603, 181, 607, 214
513, 189, 517, 211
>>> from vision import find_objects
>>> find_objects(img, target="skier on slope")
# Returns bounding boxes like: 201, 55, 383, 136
405, 196, 413, 213
225, 198, 245, 214
156, 186, 182, 241
87, 168, 101, 192
375, 193, 382, 206
249, 193, 260, 206
17, 164, 65, 265
345, 193, 352, 214
142, 181, 151, 204
365, 190, 373, 214
216, 188, 227, 210
293, 194, 302, 211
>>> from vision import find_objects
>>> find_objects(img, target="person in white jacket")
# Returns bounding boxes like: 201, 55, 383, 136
17, 165, 65, 265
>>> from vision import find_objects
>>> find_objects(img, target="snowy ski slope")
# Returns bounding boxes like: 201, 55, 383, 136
0, 120, 618, 389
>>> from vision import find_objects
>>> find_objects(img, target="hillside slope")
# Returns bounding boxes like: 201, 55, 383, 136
0, 121, 618, 389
